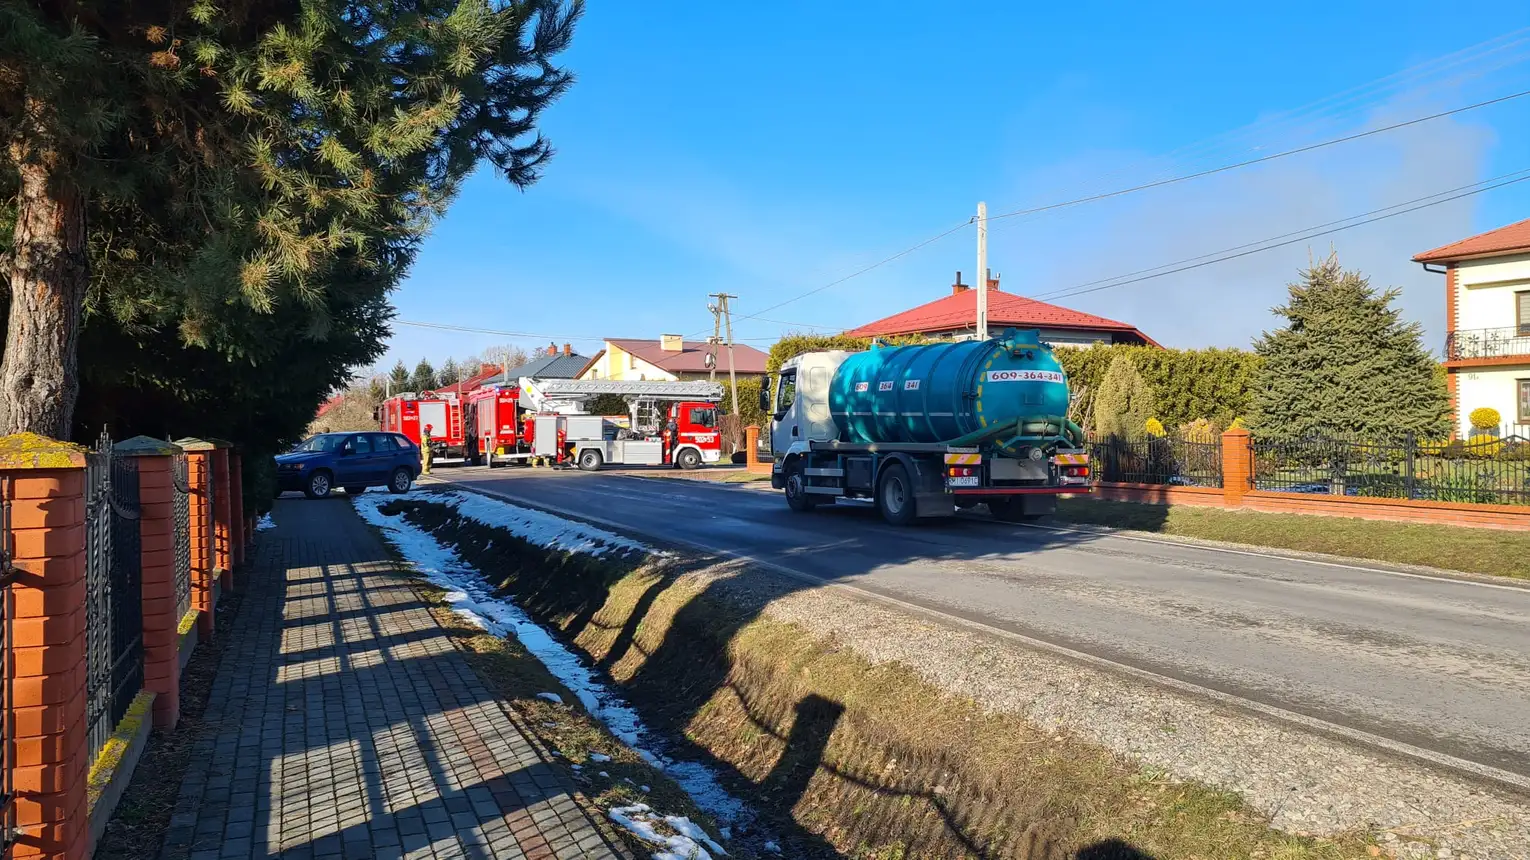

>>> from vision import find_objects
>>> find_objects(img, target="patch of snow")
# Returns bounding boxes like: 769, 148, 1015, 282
353, 490, 752, 836
570, 765, 582, 771
641, 784, 651, 793
589, 752, 612, 763
535, 692, 564, 705
256, 513, 276, 531
609, 805, 725, 860
763, 841, 781, 854
434, 489, 659, 557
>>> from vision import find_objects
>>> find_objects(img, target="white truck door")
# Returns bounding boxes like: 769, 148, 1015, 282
768, 368, 799, 457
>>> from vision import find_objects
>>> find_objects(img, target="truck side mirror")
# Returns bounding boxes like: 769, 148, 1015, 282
758, 385, 771, 414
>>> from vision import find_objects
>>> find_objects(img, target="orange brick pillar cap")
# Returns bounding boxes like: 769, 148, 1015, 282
173, 437, 229, 452
0, 433, 88, 470
114, 436, 184, 457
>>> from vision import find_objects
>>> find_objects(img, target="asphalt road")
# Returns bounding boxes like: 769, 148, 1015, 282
428, 466, 1530, 789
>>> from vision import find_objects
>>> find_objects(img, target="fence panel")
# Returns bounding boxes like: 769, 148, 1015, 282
85, 431, 145, 763
172, 450, 192, 623
1252, 429, 1530, 506
1088, 434, 1223, 488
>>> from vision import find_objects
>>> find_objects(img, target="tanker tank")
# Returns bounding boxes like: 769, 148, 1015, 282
826, 328, 1082, 456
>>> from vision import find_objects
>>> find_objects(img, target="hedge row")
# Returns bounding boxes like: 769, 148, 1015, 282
1056, 344, 1263, 431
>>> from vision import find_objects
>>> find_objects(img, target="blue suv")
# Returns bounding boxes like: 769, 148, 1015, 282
275, 431, 420, 499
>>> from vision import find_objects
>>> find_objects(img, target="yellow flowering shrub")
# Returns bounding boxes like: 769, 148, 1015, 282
1465, 434, 1504, 457
1144, 417, 1165, 437
1468, 407, 1501, 430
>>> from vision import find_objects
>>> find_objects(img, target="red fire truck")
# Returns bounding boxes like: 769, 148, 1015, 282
509, 378, 726, 470
464, 385, 529, 467
378, 392, 469, 463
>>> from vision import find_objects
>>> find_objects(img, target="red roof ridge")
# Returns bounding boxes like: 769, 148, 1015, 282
846, 288, 1159, 347
1414, 216, 1530, 262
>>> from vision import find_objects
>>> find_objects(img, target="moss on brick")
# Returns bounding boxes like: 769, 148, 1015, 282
0, 432, 88, 470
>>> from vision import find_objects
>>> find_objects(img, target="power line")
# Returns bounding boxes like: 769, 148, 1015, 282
1033, 168, 1530, 300
392, 319, 607, 343
1035, 169, 1530, 302
985, 87, 1530, 225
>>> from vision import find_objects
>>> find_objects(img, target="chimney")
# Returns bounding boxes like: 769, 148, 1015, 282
563, 343, 573, 357
547, 342, 558, 356
987, 271, 1000, 291
660, 334, 683, 352
951, 271, 969, 296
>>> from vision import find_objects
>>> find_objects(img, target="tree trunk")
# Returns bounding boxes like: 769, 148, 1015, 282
0, 158, 88, 438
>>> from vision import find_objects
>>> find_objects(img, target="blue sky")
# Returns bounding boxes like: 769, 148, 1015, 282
375, 2, 1530, 374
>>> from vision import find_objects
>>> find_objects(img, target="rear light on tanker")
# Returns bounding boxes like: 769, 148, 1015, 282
1064, 466, 1089, 478
947, 466, 974, 477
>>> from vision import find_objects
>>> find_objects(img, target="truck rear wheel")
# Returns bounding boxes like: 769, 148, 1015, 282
783, 462, 817, 512
676, 448, 702, 470
577, 449, 603, 472
877, 463, 917, 526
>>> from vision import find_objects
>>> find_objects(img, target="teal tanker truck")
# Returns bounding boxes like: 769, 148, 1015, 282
761, 328, 1091, 525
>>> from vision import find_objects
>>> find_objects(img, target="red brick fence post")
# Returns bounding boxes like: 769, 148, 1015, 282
116, 437, 183, 729
228, 451, 245, 570
1220, 427, 1254, 507
1, 434, 91, 860
174, 439, 219, 639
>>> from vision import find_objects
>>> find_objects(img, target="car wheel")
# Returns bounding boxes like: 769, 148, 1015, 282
578, 449, 603, 472
304, 470, 332, 500
344, 486, 366, 495
877, 463, 917, 526
677, 448, 702, 470
783, 461, 818, 512
388, 467, 412, 494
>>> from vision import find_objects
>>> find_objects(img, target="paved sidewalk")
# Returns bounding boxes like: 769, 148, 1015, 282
159, 497, 631, 860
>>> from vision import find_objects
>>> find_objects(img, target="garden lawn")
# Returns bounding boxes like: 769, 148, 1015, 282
1055, 497, 1530, 580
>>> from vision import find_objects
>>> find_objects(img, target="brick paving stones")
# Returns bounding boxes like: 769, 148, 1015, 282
158, 497, 631, 860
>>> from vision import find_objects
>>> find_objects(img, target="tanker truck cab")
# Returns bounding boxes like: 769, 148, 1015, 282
766, 330, 1091, 526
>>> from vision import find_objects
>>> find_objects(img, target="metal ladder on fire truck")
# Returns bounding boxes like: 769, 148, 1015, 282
518, 378, 723, 434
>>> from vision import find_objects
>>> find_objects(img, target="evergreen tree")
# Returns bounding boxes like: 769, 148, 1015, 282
1, 0, 583, 437
389, 360, 411, 392
437, 358, 461, 389
409, 359, 437, 393
1093, 353, 1155, 437
1250, 255, 1449, 440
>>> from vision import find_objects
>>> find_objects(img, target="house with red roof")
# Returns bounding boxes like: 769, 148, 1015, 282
578, 335, 770, 382
846, 273, 1160, 348
1413, 216, 1530, 436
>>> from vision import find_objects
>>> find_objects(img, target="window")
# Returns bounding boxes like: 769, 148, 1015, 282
393, 434, 415, 449
688, 407, 717, 427
776, 370, 797, 414
348, 434, 373, 455
1520, 379, 1530, 424
370, 434, 395, 452
1518, 290, 1530, 335
628, 352, 637, 370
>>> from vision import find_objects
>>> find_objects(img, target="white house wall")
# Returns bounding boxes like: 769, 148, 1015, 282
1455, 252, 1530, 332
1455, 365, 1530, 435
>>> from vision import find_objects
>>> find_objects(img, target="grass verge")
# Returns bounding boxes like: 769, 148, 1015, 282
1055, 497, 1530, 580
382, 496, 1378, 860
94, 587, 248, 859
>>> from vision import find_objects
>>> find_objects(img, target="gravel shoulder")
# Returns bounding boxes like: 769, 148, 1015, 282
704, 560, 1530, 860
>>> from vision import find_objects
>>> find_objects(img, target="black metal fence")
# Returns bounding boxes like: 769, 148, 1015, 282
172, 450, 193, 623
1088, 433, 1223, 488
84, 431, 145, 764
1252, 429, 1530, 506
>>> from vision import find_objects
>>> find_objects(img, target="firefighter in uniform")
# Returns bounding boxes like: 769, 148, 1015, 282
665, 410, 679, 465
421, 423, 433, 475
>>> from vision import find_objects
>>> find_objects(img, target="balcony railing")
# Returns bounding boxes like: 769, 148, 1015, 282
1445, 326, 1530, 361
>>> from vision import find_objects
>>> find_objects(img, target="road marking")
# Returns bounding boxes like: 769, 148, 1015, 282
430, 472, 1530, 795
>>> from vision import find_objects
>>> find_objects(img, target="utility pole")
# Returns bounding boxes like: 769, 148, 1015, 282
976, 201, 988, 341
706, 302, 723, 383
709, 292, 740, 415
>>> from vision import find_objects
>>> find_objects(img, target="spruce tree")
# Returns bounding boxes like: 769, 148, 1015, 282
1, 0, 583, 437
437, 358, 461, 389
409, 359, 437, 393
389, 360, 411, 392
1093, 353, 1155, 437
1250, 255, 1449, 440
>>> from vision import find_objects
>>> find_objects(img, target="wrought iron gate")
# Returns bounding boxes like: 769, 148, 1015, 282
84, 431, 145, 763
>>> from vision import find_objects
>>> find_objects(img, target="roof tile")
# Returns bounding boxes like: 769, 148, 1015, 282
607, 338, 769, 374
846, 289, 1158, 346
1413, 217, 1530, 262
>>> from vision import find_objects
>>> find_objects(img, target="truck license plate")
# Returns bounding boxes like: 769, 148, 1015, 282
947, 476, 980, 487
